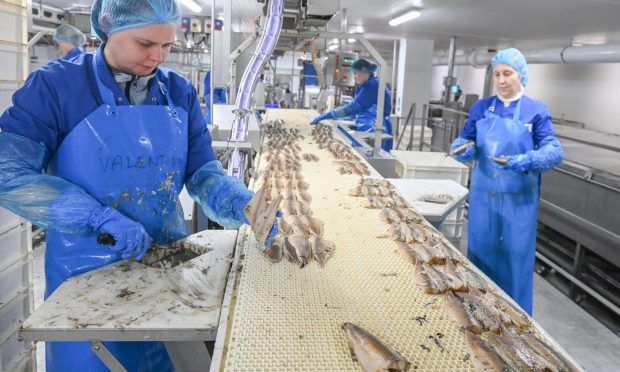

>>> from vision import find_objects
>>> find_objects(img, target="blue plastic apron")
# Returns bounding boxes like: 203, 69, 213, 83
467, 98, 539, 315
44, 56, 189, 371
355, 109, 393, 151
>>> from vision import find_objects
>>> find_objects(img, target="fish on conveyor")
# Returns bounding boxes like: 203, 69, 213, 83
379, 207, 402, 224
284, 235, 312, 268
517, 330, 581, 372
342, 322, 412, 372
456, 263, 490, 293
474, 290, 531, 330
463, 331, 512, 372
278, 217, 294, 236
310, 236, 335, 267
296, 188, 312, 204
456, 292, 503, 334
445, 291, 482, 334
395, 242, 422, 266
443, 259, 466, 292
284, 215, 309, 236
485, 329, 556, 371
411, 262, 449, 294
302, 215, 324, 236
243, 187, 282, 246
263, 234, 284, 263
389, 222, 426, 244
358, 178, 394, 189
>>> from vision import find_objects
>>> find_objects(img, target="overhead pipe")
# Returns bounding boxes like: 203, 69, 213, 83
227, 0, 283, 179
433, 44, 620, 67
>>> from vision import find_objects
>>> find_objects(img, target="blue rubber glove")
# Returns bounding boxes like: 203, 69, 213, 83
265, 218, 279, 246
311, 112, 332, 125
88, 206, 150, 260
504, 153, 532, 172
450, 137, 476, 163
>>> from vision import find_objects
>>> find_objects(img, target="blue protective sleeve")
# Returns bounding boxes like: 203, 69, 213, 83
0, 132, 101, 234
527, 136, 563, 172
450, 137, 476, 163
332, 101, 363, 118
186, 160, 254, 229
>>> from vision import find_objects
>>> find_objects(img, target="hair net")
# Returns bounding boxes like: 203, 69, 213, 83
53, 24, 87, 47
491, 48, 529, 87
351, 59, 378, 74
91, 0, 181, 42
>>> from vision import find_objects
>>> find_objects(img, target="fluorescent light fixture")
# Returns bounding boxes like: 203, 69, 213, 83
347, 38, 356, 43
328, 44, 339, 51
180, 0, 202, 13
389, 9, 421, 26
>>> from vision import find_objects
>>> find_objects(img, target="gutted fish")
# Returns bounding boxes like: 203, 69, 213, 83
264, 235, 284, 263
464, 331, 511, 372
342, 322, 411, 372
303, 215, 324, 236
311, 236, 335, 267
285, 235, 312, 268
284, 215, 309, 236
243, 187, 282, 246
445, 291, 482, 334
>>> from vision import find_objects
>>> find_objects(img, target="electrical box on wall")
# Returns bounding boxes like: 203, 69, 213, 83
190, 18, 202, 32
204, 18, 212, 33
180, 17, 190, 32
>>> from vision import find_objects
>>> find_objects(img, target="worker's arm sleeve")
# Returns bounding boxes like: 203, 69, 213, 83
0, 132, 102, 234
186, 160, 254, 229
526, 136, 563, 172
185, 85, 218, 176
331, 100, 364, 118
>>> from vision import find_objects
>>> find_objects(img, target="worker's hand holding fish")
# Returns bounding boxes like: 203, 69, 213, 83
89, 206, 150, 260
311, 112, 333, 125
450, 137, 476, 163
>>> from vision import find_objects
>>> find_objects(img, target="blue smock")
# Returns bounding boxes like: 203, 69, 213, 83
460, 95, 556, 315
334, 75, 393, 151
0, 45, 219, 371
63, 47, 82, 60
203, 71, 227, 124
303, 61, 317, 86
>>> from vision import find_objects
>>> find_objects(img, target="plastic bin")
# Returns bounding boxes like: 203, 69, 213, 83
392, 151, 469, 186
0, 291, 32, 344
0, 329, 34, 372
0, 208, 20, 235
0, 256, 31, 306
0, 224, 30, 273
440, 220, 464, 239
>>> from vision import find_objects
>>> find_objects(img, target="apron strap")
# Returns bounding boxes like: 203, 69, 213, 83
91, 54, 116, 108
91, 53, 178, 112
488, 97, 522, 122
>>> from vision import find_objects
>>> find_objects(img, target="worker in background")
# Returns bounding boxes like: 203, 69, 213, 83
310, 58, 393, 151
450, 48, 563, 315
203, 70, 227, 124
283, 87, 295, 108
274, 83, 285, 107
52, 23, 86, 60
0, 0, 277, 370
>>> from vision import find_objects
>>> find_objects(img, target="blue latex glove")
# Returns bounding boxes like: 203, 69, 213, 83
311, 112, 332, 125
265, 218, 279, 246
88, 206, 150, 260
450, 137, 476, 163
504, 153, 532, 172
504, 136, 564, 173
187, 160, 255, 229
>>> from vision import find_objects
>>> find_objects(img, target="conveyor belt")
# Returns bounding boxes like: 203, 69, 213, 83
216, 109, 578, 371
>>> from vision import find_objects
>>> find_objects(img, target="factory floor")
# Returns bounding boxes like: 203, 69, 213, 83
31, 229, 620, 371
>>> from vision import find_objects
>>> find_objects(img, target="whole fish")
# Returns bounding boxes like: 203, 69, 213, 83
518, 330, 581, 372
285, 235, 312, 268
464, 331, 511, 372
263, 235, 284, 263
445, 291, 482, 334
342, 322, 411, 372
456, 292, 503, 334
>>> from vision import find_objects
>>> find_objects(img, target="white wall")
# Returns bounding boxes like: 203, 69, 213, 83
432, 62, 620, 135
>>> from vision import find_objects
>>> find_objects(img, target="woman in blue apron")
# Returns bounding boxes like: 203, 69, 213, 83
0, 1, 277, 370
311, 58, 393, 151
450, 48, 563, 315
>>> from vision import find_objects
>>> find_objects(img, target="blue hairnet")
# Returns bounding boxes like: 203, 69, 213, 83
351, 59, 377, 74
53, 24, 87, 47
91, 0, 181, 42
491, 48, 529, 87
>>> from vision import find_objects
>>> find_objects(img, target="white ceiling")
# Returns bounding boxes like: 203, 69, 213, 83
38, 0, 620, 53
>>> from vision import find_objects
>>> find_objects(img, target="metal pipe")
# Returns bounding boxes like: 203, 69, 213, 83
209, 0, 216, 125
391, 39, 398, 115
446, 36, 456, 79
482, 63, 494, 98
433, 44, 620, 66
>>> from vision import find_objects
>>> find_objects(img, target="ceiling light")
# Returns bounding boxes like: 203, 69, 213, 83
347, 38, 356, 43
180, 0, 202, 13
328, 44, 339, 51
389, 9, 421, 27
